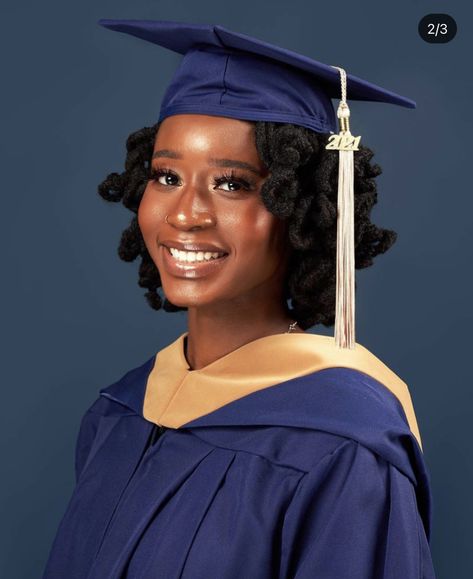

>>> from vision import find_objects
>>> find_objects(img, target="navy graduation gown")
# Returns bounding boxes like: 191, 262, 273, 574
42, 331, 436, 578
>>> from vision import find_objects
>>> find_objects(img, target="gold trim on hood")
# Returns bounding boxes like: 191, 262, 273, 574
143, 331, 422, 449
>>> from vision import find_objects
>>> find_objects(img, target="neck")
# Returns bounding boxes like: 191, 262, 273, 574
184, 299, 304, 371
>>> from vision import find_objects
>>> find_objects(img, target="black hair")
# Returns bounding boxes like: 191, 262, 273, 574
97, 120, 397, 331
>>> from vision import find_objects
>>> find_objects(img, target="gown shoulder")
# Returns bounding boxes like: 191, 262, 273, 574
280, 436, 436, 579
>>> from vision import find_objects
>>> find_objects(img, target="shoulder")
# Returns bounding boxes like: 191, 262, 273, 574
73, 355, 156, 474
286, 436, 428, 542
289, 333, 422, 449
262, 426, 398, 476
302, 436, 391, 486
298, 361, 423, 451
280, 435, 435, 579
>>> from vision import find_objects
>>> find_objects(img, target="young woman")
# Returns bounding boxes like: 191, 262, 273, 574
42, 19, 436, 579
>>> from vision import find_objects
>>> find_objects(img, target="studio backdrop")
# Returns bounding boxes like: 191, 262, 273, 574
1, 1, 470, 578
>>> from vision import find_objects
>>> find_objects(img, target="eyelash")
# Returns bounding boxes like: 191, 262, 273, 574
148, 166, 254, 192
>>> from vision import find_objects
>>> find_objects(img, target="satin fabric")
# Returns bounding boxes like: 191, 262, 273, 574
141, 331, 422, 448
42, 334, 436, 578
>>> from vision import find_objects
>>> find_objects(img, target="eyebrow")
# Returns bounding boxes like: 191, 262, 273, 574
152, 149, 263, 176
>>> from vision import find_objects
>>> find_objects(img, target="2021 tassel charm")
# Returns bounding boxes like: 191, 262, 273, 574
325, 66, 361, 350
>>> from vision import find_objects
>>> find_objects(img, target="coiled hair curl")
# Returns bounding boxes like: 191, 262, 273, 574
97, 120, 397, 331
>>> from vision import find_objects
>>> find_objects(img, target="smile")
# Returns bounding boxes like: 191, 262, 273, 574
160, 245, 229, 278
167, 246, 227, 262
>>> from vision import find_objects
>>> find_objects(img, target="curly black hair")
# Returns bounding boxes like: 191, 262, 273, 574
97, 120, 397, 331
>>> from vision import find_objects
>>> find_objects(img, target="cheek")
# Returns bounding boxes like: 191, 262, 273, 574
137, 186, 163, 238
236, 210, 286, 269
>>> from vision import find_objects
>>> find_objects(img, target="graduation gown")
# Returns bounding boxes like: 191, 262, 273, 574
42, 331, 436, 578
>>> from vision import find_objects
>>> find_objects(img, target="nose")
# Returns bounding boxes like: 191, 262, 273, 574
165, 184, 216, 231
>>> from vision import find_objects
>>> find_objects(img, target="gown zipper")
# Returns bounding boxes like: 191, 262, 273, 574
147, 423, 168, 449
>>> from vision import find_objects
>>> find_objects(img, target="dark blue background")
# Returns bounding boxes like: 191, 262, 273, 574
1, 1, 469, 577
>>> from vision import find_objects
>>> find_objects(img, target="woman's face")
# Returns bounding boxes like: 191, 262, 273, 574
138, 114, 290, 309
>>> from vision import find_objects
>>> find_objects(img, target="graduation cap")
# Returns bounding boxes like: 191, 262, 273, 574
98, 18, 416, 349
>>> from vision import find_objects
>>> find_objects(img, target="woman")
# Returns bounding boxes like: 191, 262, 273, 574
42, 19, 436, 578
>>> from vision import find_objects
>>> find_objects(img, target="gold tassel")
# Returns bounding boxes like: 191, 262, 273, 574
325, 67, 361, 349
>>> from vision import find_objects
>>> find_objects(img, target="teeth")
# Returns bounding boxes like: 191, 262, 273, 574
168, 247, 226, 262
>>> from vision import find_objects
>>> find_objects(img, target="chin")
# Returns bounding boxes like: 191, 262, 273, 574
161, 288, 210, 309
163, 285, 234, 310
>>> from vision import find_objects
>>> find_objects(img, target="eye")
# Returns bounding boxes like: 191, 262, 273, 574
148, 166, 255, 193
148, 168, 180, 186
213, 171, 253, 192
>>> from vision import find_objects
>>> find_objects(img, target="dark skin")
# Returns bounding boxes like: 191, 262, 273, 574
138, 114, 305, 371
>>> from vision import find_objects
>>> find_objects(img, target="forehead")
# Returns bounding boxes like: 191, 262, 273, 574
154, 114, 258, 156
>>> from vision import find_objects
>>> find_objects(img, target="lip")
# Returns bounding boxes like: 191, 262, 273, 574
160, 244, 230, 279
160, 240, 229, 254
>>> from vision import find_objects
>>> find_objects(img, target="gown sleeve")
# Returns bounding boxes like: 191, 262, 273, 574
281, 438, 436, 579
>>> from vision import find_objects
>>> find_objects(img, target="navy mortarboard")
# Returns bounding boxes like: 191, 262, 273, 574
98, 19, 416, 349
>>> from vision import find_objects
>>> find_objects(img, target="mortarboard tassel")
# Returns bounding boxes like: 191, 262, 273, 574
325, 67, 361, 350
